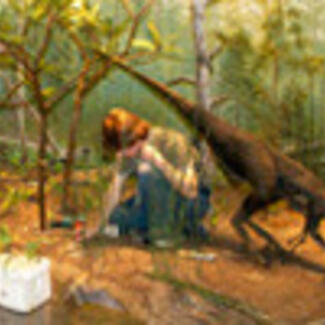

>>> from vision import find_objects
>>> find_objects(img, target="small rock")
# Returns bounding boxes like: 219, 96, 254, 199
68, 285, 125, 311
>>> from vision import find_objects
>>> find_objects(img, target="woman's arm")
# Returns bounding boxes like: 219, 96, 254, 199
141, 144, 198, 198
98, 164, 127, 231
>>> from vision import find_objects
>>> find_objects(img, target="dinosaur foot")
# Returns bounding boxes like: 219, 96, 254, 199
258, 244, 291, 266
237, 243, 289, 266
287, 233, 307, 253
252, 249, 273, 267
239, 243, 274, 267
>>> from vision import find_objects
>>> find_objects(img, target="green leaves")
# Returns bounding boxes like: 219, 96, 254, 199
41, 87, 56, 98
62, 0, 102, 31
132, 38, 156, 52
0, 225, 12, 250
147, 21, 162, 49
25, 241, 41, 259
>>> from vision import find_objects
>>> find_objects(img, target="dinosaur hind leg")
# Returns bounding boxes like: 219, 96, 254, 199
232, 194, 285, 252
288, 232, 308, 252
246, 219, 286, 252
305, 214, 325, 250
289, 200, 325, 251
231, 195, 257, 250
310, 231, 325, 249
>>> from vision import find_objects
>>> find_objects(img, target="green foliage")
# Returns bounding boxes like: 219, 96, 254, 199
1, 145, 37, 173
0, 225, 12, 250
1, 0, 325, 181
0, 187, 17, 216
25, 241, 41, 260
209, 0, 325, 177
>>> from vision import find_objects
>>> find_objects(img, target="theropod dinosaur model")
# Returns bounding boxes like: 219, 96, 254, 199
112, 58, 325, 253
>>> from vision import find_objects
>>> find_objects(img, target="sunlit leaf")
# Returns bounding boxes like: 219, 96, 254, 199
132, 38, 156, 51
147, 21, 162, 48
41, 87, 56, 98
0, 225, 12, 249
0, 33, 23, 46
0, 188, 17, 216
29, 3, 47, 21
25, 241, 41, 259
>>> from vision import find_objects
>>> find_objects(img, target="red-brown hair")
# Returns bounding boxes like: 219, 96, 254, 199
102, 108, 151, 152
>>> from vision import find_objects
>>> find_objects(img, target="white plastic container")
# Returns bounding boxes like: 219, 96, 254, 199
0, 254, 51, 313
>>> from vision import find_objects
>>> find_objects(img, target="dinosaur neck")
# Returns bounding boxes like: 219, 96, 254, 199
114, 59, 240, 147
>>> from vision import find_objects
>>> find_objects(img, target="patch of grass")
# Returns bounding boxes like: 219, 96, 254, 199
147, 272, 273, 325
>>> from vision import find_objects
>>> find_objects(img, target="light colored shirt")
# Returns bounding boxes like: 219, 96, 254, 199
101, 127, 202, 225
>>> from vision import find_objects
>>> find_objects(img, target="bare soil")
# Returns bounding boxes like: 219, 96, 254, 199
2, 175, 325, 325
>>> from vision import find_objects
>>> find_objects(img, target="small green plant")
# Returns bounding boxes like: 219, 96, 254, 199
6, 148, 22, 168
0, 187, 17, 216
0, 225, 12, 251
25, 241, 41, 260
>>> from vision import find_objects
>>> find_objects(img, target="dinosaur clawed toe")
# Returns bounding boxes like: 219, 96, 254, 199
287, 233, 307, 253
252, 244, 290, 267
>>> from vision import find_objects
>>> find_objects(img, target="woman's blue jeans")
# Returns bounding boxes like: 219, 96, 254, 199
109, 169, 211, 242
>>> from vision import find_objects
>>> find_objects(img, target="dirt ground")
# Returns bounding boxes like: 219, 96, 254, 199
2, 176, 325, 325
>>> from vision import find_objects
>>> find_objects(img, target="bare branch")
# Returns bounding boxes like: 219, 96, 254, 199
7, 79, 63, 155
0, 80, 24, 104
0, 72, 14, 91
58, 17, 89, 62
191, 0, 211, 110
0, 100, 28, 110
81, 59, 112, 97
120, 0, 135, 18
210, 95, 229, 109
123, 0, 155, 55
0, 136, 38, 151
209, 44, 222, 62
67, 31, 88, 61
0, 73, 28, 110
45, 76, 78, 111
45, 58, 108, 112
46, 47, 156, 113
35, 13, 56, 68
0, 40, 33, 75
167, 77, 196, 87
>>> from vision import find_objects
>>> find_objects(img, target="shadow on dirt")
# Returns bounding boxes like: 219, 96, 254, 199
209, 234, 325, 275
83, 230, 325, 275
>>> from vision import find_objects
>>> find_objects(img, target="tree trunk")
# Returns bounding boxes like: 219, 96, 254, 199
32, 73, 49, 231
191, 0, 211, 111
15, 103, 27, 162
38, 110, 48, 231
62, 61, 89, 211
27, 104, 63, 156
16, 18, 28, 163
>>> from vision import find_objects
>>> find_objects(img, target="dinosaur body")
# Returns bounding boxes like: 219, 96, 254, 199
113, 59, 325, 251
